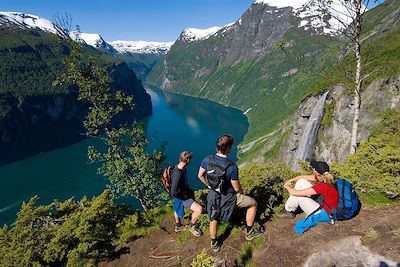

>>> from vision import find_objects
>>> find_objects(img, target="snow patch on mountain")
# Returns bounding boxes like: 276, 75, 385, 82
254, 0, 308, 9
0, 11, 67, 36
76, 33, 103, 47
109, 40, 174, 55
181, 20, 236, 42
181, 26, 222, 42
254, 0, 360, 36
70, 31, 116, 53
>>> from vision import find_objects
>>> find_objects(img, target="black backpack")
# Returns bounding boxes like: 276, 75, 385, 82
206, 155, 233, 194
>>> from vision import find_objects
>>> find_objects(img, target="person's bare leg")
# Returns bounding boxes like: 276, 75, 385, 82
210, 220, 218, 239
190, 202, 202, 224
174, 212, 180, 224
246, 200, 257, 227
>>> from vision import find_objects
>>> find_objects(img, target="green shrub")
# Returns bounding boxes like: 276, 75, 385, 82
191, 249, 215, 267
332, 110, 400, 198
240, 163, 297, 222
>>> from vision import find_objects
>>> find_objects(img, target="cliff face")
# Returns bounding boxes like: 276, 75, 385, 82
280, 76, 400, 167
0, 63, 152, 165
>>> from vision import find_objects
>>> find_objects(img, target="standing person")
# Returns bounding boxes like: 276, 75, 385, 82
279, 160, 339, 234
171, 151, 202, 237
198, 134, 263, 253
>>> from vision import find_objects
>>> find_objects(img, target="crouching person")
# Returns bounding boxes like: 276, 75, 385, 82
171, 151, 202, 237
279, 160, 339, 234
198, 135, 263, 253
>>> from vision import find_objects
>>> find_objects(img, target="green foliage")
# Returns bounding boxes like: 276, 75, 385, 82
116, 206, 172, 245
237, 236, 265, 266
191, 249, 215, 267
331, 110, 400, 197
0, 192, 171, 266
57, 38, 166, 210
240, 163, 297, 222
0, 26, 118, 98
0, 191, 117, 266
321, 102, 335, 129
304, 14, 400, 99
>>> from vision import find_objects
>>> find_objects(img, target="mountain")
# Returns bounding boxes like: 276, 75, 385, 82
147, 0, 400, 164
147, 0, 341, 158
71, 32, 117, 54
0, 12, 152, 165
108, 40, 174, 81
0, 11, 68, 37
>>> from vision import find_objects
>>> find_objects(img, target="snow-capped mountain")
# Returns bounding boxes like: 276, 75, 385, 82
253, 0, 357, 36
109, 40, 174, 55
0, 12, 68, 37
180, 21, 236, 42
71, 32, 117, 54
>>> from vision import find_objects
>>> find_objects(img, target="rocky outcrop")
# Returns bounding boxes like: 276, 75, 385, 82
0, 63, 152, 165
304, 236, 399, 267
292, 91, 329, 170
281, 76, 400, 167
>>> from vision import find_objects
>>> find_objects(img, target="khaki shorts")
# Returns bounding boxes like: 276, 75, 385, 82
236, 193, 256, 208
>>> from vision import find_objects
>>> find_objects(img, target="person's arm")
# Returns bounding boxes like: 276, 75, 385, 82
284, 175, 317, 186
198, 167, 209, 187
229, 164, 242, 194
284, 183, 317, 196
231, 180, 243, 194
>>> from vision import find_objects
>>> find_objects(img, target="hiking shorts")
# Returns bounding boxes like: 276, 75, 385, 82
182, 198, 195, 209
236, 193, 256, 208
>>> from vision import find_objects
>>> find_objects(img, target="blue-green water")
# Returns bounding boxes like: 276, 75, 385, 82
0, 85, 248, 225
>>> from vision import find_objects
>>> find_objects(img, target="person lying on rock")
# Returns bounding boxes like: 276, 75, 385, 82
171, 151, 203, 237
278, 160, 339, 234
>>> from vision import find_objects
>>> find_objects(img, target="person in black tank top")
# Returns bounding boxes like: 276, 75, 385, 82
171, 151, 203, 237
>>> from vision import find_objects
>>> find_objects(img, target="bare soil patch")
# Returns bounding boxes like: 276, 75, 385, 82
100, 204, 400, 267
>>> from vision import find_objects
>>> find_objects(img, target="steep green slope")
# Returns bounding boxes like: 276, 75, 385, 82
148, 2, 340, 144
148, 0, 400, 162
0, 25, 152, 164
0, 25, 119, 97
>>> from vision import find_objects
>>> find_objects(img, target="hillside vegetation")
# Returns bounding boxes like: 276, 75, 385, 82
148, 0, 400, 163
1, 109, 398, 266
0, 25, 119, 98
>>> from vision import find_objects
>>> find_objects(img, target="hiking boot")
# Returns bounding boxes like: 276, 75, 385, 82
211, 239, 221, 253
189, 224, 202, 237
174, 223, 185, 233
276, 210, 295, 219
245, 227, 263, 241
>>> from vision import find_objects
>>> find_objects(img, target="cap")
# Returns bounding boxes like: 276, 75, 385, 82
310, 159, 329, 175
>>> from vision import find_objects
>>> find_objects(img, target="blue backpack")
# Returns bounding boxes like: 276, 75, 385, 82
333, 178, 361, 220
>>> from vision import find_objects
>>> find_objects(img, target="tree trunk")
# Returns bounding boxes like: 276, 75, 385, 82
350, 0, 363, 155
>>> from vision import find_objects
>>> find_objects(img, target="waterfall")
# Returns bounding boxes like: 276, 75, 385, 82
292, 91, 329, 170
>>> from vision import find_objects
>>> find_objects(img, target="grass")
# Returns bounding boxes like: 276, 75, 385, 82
363, 228, 380, 243
237, 236, 265, 266
176, 230, 191, 244
392, 228, 400, 239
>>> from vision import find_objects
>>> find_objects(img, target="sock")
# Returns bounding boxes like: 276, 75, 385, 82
246, 225, 253, 233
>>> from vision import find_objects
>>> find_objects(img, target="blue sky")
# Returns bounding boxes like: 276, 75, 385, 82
0, 0, 383, 42
0, 0, 254, 42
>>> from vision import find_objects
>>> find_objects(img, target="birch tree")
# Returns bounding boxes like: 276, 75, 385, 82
308, 0, 380, 154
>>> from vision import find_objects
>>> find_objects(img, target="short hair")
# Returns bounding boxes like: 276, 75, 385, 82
179, 151, 193, 163
216, 134, 234, 154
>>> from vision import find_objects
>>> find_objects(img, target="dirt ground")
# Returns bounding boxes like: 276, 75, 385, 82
100, 204, 400, 267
